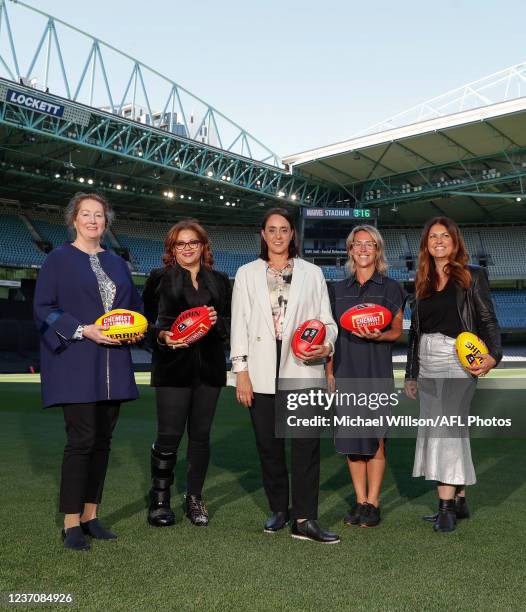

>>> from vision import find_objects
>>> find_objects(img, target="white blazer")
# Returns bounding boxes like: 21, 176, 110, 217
230, 257, 337, 394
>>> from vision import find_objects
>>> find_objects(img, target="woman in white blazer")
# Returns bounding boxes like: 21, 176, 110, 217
231, 208, 340, 544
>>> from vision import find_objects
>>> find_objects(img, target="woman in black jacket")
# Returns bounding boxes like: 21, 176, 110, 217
404, 217, 501, 533
143, 219, 231, 528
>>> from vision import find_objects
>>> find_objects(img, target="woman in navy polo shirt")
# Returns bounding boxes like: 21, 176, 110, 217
327, 225, 405, 528
34, 192, 143, 551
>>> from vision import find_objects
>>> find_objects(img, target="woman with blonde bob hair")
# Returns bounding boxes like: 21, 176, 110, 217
142, 219, 231, 528
327, 224, 405, 528
345, 224, 388, 276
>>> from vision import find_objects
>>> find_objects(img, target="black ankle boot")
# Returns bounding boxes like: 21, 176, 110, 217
433, 498, 457, 533
454, 495, 470, 519
147, 446, 176, 527
422, 495, 471, 522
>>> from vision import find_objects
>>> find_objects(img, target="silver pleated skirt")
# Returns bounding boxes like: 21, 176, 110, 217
413, 333, 477, 485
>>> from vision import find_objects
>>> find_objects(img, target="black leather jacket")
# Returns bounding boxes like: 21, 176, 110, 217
405, 265, 502, 380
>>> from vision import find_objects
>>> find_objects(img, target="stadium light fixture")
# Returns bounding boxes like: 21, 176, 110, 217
54, 173, 60, 178
226, 202, 231, 206
290, 194, 297, 201
278, 190, 285, 197
78, 177, 85, 183
207, 171, 213, 177
219, 195, 224, 200
516, 196, 522, 202
87, 178, 94, 185
116, 184, 122, 190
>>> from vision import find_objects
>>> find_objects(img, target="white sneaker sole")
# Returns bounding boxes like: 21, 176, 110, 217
290, 533, 340, 544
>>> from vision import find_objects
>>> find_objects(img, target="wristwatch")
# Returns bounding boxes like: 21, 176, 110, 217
73, 325, 85, 340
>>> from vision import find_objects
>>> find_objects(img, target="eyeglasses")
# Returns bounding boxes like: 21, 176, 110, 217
174, 240, 202, 251
350, 241, 377, 250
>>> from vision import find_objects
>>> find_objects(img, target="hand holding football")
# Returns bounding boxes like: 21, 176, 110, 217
170, 306, 213, 345
340, 303, 392, 334
291, 319, 327, 359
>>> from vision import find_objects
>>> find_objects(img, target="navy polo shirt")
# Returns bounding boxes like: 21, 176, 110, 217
329, 272, 406, 379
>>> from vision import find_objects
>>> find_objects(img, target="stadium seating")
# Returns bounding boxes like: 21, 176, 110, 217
383, 227, 526, 280
0, 214, 45, 267
1, 212, 525, 327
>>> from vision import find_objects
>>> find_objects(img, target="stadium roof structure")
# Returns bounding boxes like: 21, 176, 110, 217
0, 0, 336, 224
285, 63, 526, 225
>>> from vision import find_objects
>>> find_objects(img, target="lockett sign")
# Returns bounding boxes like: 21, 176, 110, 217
7, 88, 65, 118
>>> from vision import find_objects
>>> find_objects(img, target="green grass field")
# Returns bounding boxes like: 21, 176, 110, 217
0, 375, 525, 611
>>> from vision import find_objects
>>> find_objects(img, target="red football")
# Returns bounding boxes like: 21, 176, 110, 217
291, 319, 326, 358
170, 306, 212, 344
340, 303, 392, 333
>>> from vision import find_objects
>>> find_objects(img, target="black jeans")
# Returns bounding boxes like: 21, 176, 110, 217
154, 385, 221, 495
60, 401, 120, 514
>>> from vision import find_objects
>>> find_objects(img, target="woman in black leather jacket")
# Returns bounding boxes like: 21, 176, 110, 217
404, 217, 501, 533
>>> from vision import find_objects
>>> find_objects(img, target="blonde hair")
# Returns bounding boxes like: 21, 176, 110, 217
345, 224, 388, 275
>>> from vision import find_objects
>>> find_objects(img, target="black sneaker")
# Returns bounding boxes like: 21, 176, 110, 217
344, 502, 365, 526
359, 503, 381, 527
290, 520, 340, 544
264, 511, 289, 533
185, 494, 209, 526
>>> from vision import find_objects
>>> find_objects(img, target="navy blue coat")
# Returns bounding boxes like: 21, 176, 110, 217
34, 243, 142, 408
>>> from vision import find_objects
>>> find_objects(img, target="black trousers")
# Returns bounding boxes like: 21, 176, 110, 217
60, 401, 120, 514
250, 393, 320, 520
249, 340, 320, 520
154, 385, 221, 496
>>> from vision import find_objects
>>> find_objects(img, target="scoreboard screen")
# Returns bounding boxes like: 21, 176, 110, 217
301, 208, 378, 261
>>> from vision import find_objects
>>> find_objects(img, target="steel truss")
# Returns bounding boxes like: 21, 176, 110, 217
0, 78, 337, 208
357, 62, 526, 137
356, 147, 526, 210
0, 0, 280, 165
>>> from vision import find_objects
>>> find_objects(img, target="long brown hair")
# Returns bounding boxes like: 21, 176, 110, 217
415, 216, 471, 299
162, 219, 214, 269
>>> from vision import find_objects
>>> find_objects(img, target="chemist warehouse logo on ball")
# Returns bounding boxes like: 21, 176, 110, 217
102, 313, 134, 327
352, 312, 386, 328
7, 89, 65, 118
